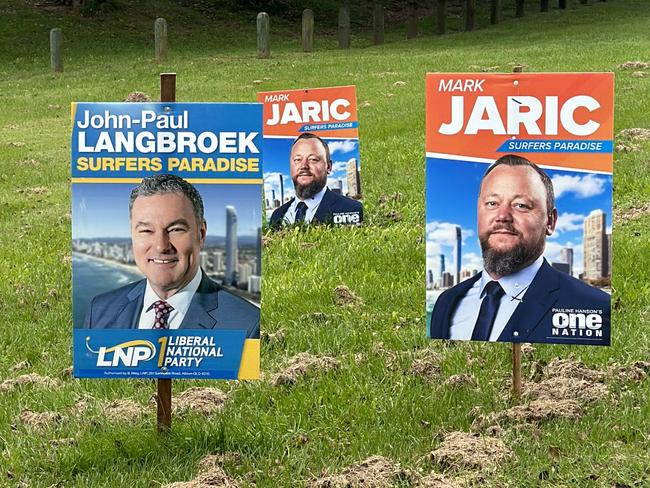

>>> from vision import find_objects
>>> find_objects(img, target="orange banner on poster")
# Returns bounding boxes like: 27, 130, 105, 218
257, 86, 358, 138
425, 73, 614, 173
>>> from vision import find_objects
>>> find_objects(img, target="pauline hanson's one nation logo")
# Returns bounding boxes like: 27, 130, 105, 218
550, 308, 604, 338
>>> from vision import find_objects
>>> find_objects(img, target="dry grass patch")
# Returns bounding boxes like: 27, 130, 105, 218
125, 91, 152, 102
617, 61, 650, 69
428, 432, 514, 472
334, 285, 363, 306
411, 349, 443, 383
445, 374, 477, 389
609, 360, 650, 382
18, 409, 64, 430
174, 387, 228, 416
616, 127, 650, 141
308, 455, 416, 488
472, 399, 583, 430
543, 358, 605, 382
102, 399, 145, 422
163, 467, 239, 488
524, 376, 608, 404
0, 373, 60, 393
615, 203, 650, 224
271, 352, 339, 386
418, 472, 463, 488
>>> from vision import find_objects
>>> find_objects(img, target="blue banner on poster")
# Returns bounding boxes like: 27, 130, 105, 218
496, 139, 613, 153
71, 103, 262, 180
73, 329, 246, 379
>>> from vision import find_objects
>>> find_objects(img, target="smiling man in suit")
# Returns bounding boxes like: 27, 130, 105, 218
83, 174, 259, 338
269, 133, 363, 228
429, 154, 610, 345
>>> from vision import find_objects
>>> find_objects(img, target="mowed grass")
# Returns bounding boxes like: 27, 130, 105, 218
1, 0, 649, 486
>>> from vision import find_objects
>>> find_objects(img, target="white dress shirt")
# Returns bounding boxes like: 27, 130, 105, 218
137, 268, 202, 330
449, 255, 544, 341
282, 186, 327, 224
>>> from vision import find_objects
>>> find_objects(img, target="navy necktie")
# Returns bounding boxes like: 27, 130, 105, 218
471, 281, 505, 341
295, 201, 308, 223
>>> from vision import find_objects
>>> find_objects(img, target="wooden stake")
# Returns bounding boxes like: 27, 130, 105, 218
338, 5, 351, 49
512, 342, 522, 397
157, 72, 176, 433
50, 28, 63, 73
154, 18, 168, 62
302, 9, 314, 52
257, 12, 271, 59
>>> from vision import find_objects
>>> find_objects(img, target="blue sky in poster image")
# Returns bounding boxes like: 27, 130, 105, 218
73, 183, 262, 239
262, 136, 360, 205
426, 158, 612, 278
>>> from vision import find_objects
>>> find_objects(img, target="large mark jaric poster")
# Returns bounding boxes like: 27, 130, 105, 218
426, 73, 613, 345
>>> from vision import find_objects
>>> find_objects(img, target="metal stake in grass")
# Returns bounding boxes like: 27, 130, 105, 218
154, 18, 168, 62
465, 0, 476, 31
541, 0, 549, 13
491, 0, 501, 24
50, 28, 63, 73
373, 2, 384, 45
338, 5, 351, 49
302, 9, 314, 52
515, 0, 525, 18
559, 0, 567, 10
257, 12, 270, 59
436, 0, 447, 35
156, 72, 176, 434
407, 1, 418, 39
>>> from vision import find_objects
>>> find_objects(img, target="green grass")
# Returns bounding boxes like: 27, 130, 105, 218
1, 0, 650, 486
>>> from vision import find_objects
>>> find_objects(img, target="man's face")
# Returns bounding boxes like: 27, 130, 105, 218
131, 192, 206, 299
477, 165, 557, 278
290, 137, 332, 200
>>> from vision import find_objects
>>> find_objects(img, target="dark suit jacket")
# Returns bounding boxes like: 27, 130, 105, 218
83, 271, 260, 338
428, 260, 610, 345
269, 188, 363, 229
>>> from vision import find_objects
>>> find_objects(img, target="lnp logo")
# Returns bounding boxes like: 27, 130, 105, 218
86, 337, 157, 367
551, 308, 603, 338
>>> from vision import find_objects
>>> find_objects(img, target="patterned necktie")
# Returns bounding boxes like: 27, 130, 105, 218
151, 300, 174, 330
471, 280, 505, 341
295, 201, 308, 223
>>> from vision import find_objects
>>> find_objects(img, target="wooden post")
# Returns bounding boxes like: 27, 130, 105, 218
436, 0, 447, 35
338, 5, 351, 49
515, 0, 524, 17
257, 12, 270, 59
540, 0, 549, 12
373, 2, 384, 45
465, 0, 475, 31
512, 342, 522, 397
302, 9, 314, 52
156, 72, 176, 433
154, 18, 168, 62
580, 0, 588, 4
50, 28, 63, 73
407, 1, 418, 39
559, 0, 567, 9
491, 0, 501, 24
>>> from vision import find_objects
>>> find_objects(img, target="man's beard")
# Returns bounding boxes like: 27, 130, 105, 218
480, 227, 546, 277
295, 178, 326, 200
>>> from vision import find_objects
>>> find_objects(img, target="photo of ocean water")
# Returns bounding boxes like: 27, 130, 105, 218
72, 253, 143, 328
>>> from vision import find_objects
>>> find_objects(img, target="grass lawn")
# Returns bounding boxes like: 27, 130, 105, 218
0, 0, 649, 486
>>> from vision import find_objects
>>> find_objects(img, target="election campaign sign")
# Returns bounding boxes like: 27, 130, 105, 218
257, 86, 363, 227
72, 102, 262, 378
425, 73, 613, 345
